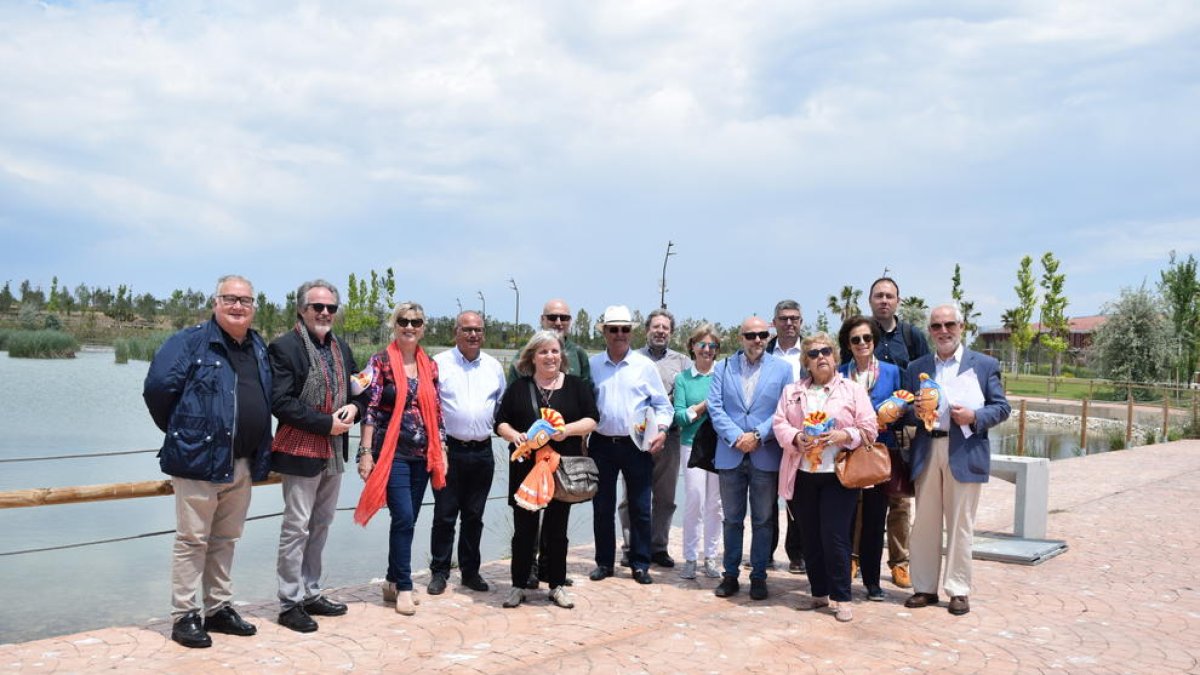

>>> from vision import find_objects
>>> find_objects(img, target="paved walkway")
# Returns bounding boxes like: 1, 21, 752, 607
3, 441, 1199, 673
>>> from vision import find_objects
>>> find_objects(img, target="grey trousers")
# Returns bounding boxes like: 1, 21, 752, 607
277, 471, 342, 610
170, 458, 252, 619
619, 428, 682, 555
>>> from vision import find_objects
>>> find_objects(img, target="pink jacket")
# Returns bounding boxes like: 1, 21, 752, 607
773, 373, 879, 500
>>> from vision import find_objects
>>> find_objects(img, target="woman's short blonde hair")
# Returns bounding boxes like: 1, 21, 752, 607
390, 301, 426, 327
685, 322, 720, 359
515, 330, 568, 377
800, 331, 837, 369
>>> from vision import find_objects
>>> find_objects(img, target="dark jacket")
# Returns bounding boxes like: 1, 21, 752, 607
143, 318, 273, 482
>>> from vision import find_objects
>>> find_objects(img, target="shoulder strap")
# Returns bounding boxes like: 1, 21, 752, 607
901, 320, 916, 355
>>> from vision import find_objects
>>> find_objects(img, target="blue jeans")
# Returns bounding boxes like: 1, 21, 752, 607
386, 457, 429, 591
794, 470, 858, 601
719, 455, 779, 580
591, 434, 653, 571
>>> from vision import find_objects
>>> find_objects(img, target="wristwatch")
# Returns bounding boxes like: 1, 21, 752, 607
356, 446, 371, 461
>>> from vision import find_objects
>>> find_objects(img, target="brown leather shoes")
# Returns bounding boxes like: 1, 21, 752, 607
948, 595, 970, 615
903, 592, 940, 608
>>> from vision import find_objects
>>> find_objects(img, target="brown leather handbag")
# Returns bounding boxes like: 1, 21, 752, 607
834, 442, 892, 489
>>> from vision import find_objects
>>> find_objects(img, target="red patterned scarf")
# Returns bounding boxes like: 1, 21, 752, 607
354, 340, 446, 526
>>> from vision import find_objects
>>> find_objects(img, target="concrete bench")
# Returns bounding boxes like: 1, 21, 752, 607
989, 455, 1049, 539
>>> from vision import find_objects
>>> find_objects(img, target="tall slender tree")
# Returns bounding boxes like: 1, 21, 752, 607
1007, 255, 1038, 375
1159, 251, 1200, 383
1039, 252, 1070, 376
950, 264, 981, 340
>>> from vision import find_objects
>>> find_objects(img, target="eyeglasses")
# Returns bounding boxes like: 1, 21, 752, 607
396, 317, 425, 328
458, 326, 483, 334
606, 325, 632, 334
806, 346, 834, 359
543, 314, 571, 322
307, 303, 338, 315
849, 334, 873, 345
217, 295, 255, 308
775, 315, 802, 324
694, 341, 720, 350
929, 320, 959, 332
742, 331, 770, 341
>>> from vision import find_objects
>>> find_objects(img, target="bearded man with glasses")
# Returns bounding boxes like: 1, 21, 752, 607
903, 304, 1010, 617
707, 317, 793, 601
143, 275, 273, 648
267, 279, 365, 633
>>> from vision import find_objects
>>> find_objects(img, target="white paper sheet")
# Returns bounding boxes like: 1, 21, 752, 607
943, 368, 985, 438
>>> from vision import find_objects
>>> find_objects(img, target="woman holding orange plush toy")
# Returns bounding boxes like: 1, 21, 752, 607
773, 331, 878, 622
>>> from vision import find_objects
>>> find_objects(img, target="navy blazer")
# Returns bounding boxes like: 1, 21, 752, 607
707, 351, 794, 472
904, 348, 1010, 483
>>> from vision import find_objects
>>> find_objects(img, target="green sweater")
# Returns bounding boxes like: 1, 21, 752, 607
673, 368, 714, 446
507, 339, 591, 386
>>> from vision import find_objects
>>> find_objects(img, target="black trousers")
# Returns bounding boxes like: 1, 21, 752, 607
512, 500, 572, 588
851, 484, 889, 589
793, 471, 858, 602
429, 441, 494, 578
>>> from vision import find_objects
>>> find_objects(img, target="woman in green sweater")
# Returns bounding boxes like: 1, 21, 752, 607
674, 323, 723, 580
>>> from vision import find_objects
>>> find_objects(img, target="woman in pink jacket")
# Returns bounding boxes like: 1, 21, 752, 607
773, 332, 878, 622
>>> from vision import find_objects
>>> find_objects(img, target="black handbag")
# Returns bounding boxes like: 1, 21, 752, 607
553, 455, 599, 503
687, 418, 718, 473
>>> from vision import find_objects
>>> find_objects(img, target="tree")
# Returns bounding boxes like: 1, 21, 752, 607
574, 308, 592, 347
134, 292, 159, 321
898, 296, 928, 328
1039, 252, 1070, 376
1007, 255, 1039, 374
0, 281, 14, 313
1159, 251, 1200, 383
1091, 286, 1172, 386
105, 284, 136, 322
47, 276, 61, 313
816, 312, 830, 333
74, 283, 91, 312
19, 280, 45, 309
826, 285, 862, 321
949, 264, 981, 340
254, 292, 286, 339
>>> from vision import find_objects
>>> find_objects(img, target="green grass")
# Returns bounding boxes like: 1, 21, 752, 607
1002, 373, 1113, 401
113, 333, 171, 363
5, 329, 79, 358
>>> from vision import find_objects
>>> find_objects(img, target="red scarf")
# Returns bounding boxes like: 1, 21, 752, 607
353, 341, 446, 526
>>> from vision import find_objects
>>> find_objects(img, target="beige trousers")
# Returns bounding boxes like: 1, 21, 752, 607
910, 438, 979, 598
170, 458, 253, 619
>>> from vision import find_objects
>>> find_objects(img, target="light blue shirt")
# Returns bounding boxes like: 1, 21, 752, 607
590, 348, 673, 437
433, 347, 507, 442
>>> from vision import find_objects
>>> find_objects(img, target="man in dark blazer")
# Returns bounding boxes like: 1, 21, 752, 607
903, 304, 1010, 616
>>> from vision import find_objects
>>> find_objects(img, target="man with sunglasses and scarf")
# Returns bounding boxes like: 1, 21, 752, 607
588, 305, 672, 585
708, 317, 794, 601
268, 279, 364, 633
903, 304, 1009, 616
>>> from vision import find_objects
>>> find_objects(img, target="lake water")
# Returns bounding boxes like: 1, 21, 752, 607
0, 350, 1109, 643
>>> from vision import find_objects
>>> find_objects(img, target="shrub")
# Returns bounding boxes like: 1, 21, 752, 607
113, 334, 170, 364
6, 329, 79, 358
1106, 429, 1126, 451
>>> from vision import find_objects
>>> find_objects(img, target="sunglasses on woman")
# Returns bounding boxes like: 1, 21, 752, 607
806, 346, 834, 359
849, 334, 873, 345
396, 317, 425, 328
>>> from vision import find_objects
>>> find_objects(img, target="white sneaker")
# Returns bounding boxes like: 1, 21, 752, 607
502, 587, 525, 608
549, 586, 574, 609
702, 559, 721, 578
679, 560, 697, 579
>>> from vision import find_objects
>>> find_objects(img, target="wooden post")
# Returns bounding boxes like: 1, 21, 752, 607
1080, 398, 1089, 455
1126, 391, 1135, 446
1088, 380, 1094, 399
1162, 392, 1170, 441
1017, 399, 1027, 457
1046, 378, 1052, 401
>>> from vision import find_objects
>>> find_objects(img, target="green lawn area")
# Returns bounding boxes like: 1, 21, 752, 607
1002, 373, 1114, 401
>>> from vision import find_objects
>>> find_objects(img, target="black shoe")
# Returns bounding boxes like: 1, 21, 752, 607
750, 578, 768, 601
427, 574, 448, 595
589, 566, 614, 581
171, 612, 211, 648
651, 552, 675, 568
619, 554, 631, 568
462, 575, 489, 592
303, 595, 348, 617
278, 606, 318, 633
714, 576, 740, 598
788, 560, 806, 575
203, 606, 256, 636
632, 568, 653, 585
867, 587, 886, 602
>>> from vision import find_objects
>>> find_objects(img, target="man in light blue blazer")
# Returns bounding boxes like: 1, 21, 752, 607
903, 304, 1010, 617
707, 316, 795, 600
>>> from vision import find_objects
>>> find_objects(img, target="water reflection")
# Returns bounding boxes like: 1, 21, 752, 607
989, 417, 1119, 460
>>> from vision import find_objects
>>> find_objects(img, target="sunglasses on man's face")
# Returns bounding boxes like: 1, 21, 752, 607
849, 334, 873, 345
806, 346, 834, 359
543, 314, 571, 322
606, 325, 632, 334
307, 303, 339, 315
742, 331, 770, 341
929, 320, 959, 332
396, 317, 425, 328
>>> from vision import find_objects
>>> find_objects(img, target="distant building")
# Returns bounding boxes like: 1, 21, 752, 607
977, 315, 1106, 366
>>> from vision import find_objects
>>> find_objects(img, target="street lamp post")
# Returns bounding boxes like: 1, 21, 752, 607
508, 277, 520, 347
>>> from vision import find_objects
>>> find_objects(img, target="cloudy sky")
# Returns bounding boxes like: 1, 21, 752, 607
2, 0, 1198, 333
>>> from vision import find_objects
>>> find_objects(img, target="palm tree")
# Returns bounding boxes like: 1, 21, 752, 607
1000, 308, 1019, 371
826, 285, 862, 321
898, 296, 928, 327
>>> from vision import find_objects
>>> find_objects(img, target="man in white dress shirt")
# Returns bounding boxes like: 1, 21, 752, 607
428, 311, 507, 595
588, 305, 672, 585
